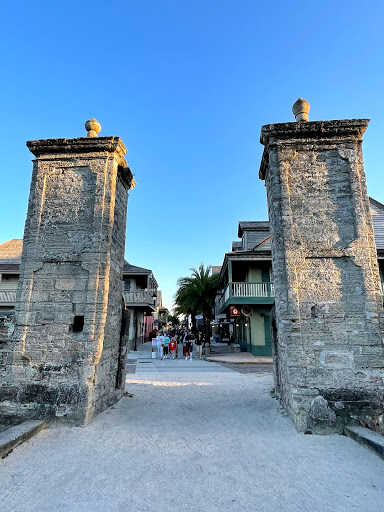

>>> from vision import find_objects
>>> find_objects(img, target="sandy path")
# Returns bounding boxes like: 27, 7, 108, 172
1, 372, 383, 511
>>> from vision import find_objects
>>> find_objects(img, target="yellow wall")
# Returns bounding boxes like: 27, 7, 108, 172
250, 307, 265, 346
249, 306, 272, 346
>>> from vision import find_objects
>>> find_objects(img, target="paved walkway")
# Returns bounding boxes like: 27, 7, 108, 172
1, 347, 383, 511
206, 354, 273, 364
130, 341, 236, 375
130, 341, 273, 371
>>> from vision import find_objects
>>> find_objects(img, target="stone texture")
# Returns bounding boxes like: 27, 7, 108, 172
0, 135, 134, 427
259, 118, 384, 434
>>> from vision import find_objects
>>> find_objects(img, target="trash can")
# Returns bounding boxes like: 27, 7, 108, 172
204, 344, 210, 357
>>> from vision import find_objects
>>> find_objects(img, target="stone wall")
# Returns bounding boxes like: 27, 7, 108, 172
92, 169, 130, 417
259, 118, 384, 434
0, 136, 134, 427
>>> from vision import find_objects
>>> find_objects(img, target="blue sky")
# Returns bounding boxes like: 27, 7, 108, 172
1, 1, 384, 309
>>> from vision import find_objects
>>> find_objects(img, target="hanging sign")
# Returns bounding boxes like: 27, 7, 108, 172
241, 306, 252, 316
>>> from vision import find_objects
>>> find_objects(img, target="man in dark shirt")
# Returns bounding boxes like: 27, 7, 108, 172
184, 331, 195, 360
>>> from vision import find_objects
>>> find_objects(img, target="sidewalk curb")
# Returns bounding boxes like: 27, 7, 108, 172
344, 426, 384, 460
205, 356, 273, 365
0, 420, 46, 459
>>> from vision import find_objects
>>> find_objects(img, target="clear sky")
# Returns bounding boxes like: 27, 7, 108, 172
1, 1, 384, 309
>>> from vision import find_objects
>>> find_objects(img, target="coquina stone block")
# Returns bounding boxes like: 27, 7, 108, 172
0, 133, 134, 427
260, 116, 384, 434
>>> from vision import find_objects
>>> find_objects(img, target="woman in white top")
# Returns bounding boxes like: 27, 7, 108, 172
156, 335, 163, 360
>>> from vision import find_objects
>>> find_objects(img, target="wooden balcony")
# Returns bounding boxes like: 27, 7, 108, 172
218, 282, 275, 313
123, 289, 156, 311
0, 289, 17, 306
218, 281, 384, 313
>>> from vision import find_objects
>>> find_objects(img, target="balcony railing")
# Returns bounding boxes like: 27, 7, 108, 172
0, 289, 17, 305
123, 289, 156, 308
218, 281, 384, 312
218, 282, 275, 311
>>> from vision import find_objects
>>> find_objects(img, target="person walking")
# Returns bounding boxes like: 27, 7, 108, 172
169, 337, 177, 359
151, 335, 157, 359
181, 332, 188, 359
156, 334, 163, 360
184, 331, 195, 360
163, 333, 170, 359
196, 331, 204, 359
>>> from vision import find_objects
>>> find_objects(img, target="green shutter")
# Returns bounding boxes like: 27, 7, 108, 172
262, 270, 270, 283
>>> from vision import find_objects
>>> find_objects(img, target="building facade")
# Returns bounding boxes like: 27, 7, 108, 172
122, 262, 158, 351
0, 239, 22, 311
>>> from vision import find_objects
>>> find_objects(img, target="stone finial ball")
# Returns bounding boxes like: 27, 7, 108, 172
85, 118, 101, 137
292, 98, 310, 122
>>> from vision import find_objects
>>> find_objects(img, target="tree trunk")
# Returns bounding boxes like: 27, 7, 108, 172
203, 308, 211, 346
191, 314, 197, 336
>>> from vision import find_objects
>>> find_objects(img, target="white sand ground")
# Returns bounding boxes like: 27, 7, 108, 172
1, 369, 384, 512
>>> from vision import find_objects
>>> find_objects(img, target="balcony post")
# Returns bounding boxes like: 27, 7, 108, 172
228, 260, 233, 298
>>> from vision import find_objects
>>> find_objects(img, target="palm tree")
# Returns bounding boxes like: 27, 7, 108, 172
174, 264, 219, 341
174, 285, 198, 334
168, 314, 180, 327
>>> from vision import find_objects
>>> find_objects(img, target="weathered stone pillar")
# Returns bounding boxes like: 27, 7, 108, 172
259, 100, 384, 434
1, 120, 135, 426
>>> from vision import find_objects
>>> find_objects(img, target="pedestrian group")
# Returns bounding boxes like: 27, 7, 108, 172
150, 329, 205, 360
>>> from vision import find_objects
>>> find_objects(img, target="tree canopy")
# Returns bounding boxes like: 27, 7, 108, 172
174, 264, 219, 338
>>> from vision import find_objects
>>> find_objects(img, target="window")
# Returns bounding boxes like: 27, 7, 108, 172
72, 316, 84, 332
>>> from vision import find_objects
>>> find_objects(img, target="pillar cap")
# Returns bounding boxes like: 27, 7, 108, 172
259, 119, 370, 180
85, 118, 101, 137
26, 136, 127, 158
292, 98, 310, 122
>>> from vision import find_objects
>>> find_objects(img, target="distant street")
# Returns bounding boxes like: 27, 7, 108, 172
129, 341, 237, 375
1, 344, 383, 512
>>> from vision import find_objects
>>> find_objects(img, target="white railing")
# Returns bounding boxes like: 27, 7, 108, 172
0, 289, 17, 304
232, 282, 274, 298
123, 289, 156, 306
218, 282, 275, 311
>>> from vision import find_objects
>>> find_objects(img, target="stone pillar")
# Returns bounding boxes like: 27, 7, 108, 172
1, 120, 135, 426
259, 101, 384, 434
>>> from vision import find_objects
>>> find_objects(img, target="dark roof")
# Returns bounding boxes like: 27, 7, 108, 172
370, 197, 384, 251
123, 260, 152, 274
232, 241, 243, 251
238, 221, 269, 238
0, 263, 20, 272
